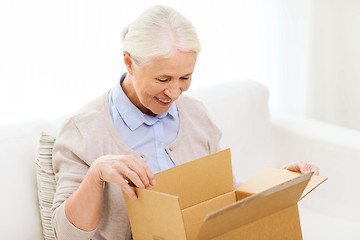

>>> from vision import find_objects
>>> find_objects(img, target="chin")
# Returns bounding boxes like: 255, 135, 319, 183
143, 101, 171, 116
144, 108, 160, 117
148, 108, 168, 116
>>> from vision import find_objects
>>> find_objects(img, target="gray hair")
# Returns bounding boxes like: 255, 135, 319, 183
121, 5, 201, 67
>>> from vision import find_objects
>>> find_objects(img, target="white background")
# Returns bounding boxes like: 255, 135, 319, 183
1, 0, 359, 131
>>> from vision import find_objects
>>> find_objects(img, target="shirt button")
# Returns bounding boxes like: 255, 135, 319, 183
157, 142, 162, 147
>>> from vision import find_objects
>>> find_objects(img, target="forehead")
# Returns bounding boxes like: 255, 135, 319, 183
143, 51, 197, 76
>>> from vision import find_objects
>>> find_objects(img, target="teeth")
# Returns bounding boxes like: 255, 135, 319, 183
155, 96, 171, 103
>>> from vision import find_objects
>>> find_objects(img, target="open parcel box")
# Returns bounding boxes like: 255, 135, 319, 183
123, 149, 327, 240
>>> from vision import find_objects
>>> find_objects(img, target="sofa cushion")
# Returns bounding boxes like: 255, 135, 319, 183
0, 122, 49, 239
35, 131, 57, 239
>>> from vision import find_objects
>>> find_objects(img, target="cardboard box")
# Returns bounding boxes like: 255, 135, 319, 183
123, 149, 327, 240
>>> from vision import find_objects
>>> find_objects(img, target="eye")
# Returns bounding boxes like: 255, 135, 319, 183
156, 78, 169, 82
180, 77, 190, 80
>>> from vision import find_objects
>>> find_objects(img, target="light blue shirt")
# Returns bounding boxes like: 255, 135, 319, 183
108, 74, 178, 174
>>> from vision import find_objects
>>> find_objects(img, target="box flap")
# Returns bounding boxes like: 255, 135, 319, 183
237, 167, 327, 200
123, 188, 187, 240
300, 174, 328, 200
205, 205, 302, 240
182, 192, 236, 240
149, 149, 234, 209
195, 172, 312, 240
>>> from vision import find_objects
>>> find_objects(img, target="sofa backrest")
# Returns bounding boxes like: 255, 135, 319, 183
0, 79, 275, 240
187, 80, 276, 182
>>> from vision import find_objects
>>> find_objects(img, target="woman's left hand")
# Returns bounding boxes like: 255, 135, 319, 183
283, 161, 319, 175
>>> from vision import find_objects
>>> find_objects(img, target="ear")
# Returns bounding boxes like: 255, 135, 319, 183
123, 51, 134, 75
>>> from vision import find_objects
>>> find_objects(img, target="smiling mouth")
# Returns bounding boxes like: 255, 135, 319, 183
154, 96, 172, 104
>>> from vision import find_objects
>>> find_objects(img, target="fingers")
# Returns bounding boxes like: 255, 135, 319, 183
124, 169, 145, 188
94, 155, 155, 200
110, 157, 149, 188
284, 161, 319, 175
308, 164, 319, 175
124, 157, 156, 187
109, 170, 138, 200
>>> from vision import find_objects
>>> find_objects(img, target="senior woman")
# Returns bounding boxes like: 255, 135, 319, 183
51, 5, 319, 240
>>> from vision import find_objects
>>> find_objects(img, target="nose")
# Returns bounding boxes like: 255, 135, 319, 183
164, 81, 182, 100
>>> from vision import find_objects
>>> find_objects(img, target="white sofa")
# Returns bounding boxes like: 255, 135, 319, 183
1, 80, 360, 239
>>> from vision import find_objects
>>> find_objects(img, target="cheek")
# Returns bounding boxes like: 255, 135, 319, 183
182, 80, 192, 91
148, 83, 166, 95
134, 83, 151, 104
141, 84, 162, 102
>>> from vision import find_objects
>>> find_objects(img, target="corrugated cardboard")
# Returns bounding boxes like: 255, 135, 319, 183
123, 149, 327, 240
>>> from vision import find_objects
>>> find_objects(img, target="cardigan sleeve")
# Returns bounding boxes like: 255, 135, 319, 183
51, 118, 97, 240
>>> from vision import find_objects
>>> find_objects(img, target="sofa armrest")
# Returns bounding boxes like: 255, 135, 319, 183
271, 115, 360, 221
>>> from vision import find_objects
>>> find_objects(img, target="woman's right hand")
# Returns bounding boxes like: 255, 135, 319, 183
89, 155, 156, 200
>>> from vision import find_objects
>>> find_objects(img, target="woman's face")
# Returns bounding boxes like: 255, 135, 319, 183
123, 50, 197, 116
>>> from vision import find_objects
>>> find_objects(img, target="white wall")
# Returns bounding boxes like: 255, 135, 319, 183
0, 0, 288, 124
1, 0, 359, 131
308, 0, 360, 131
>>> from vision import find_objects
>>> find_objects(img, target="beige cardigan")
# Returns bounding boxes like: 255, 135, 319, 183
51, 92, 222, 240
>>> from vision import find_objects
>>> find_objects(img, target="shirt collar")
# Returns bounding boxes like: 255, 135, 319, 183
111, 74, 178, 131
